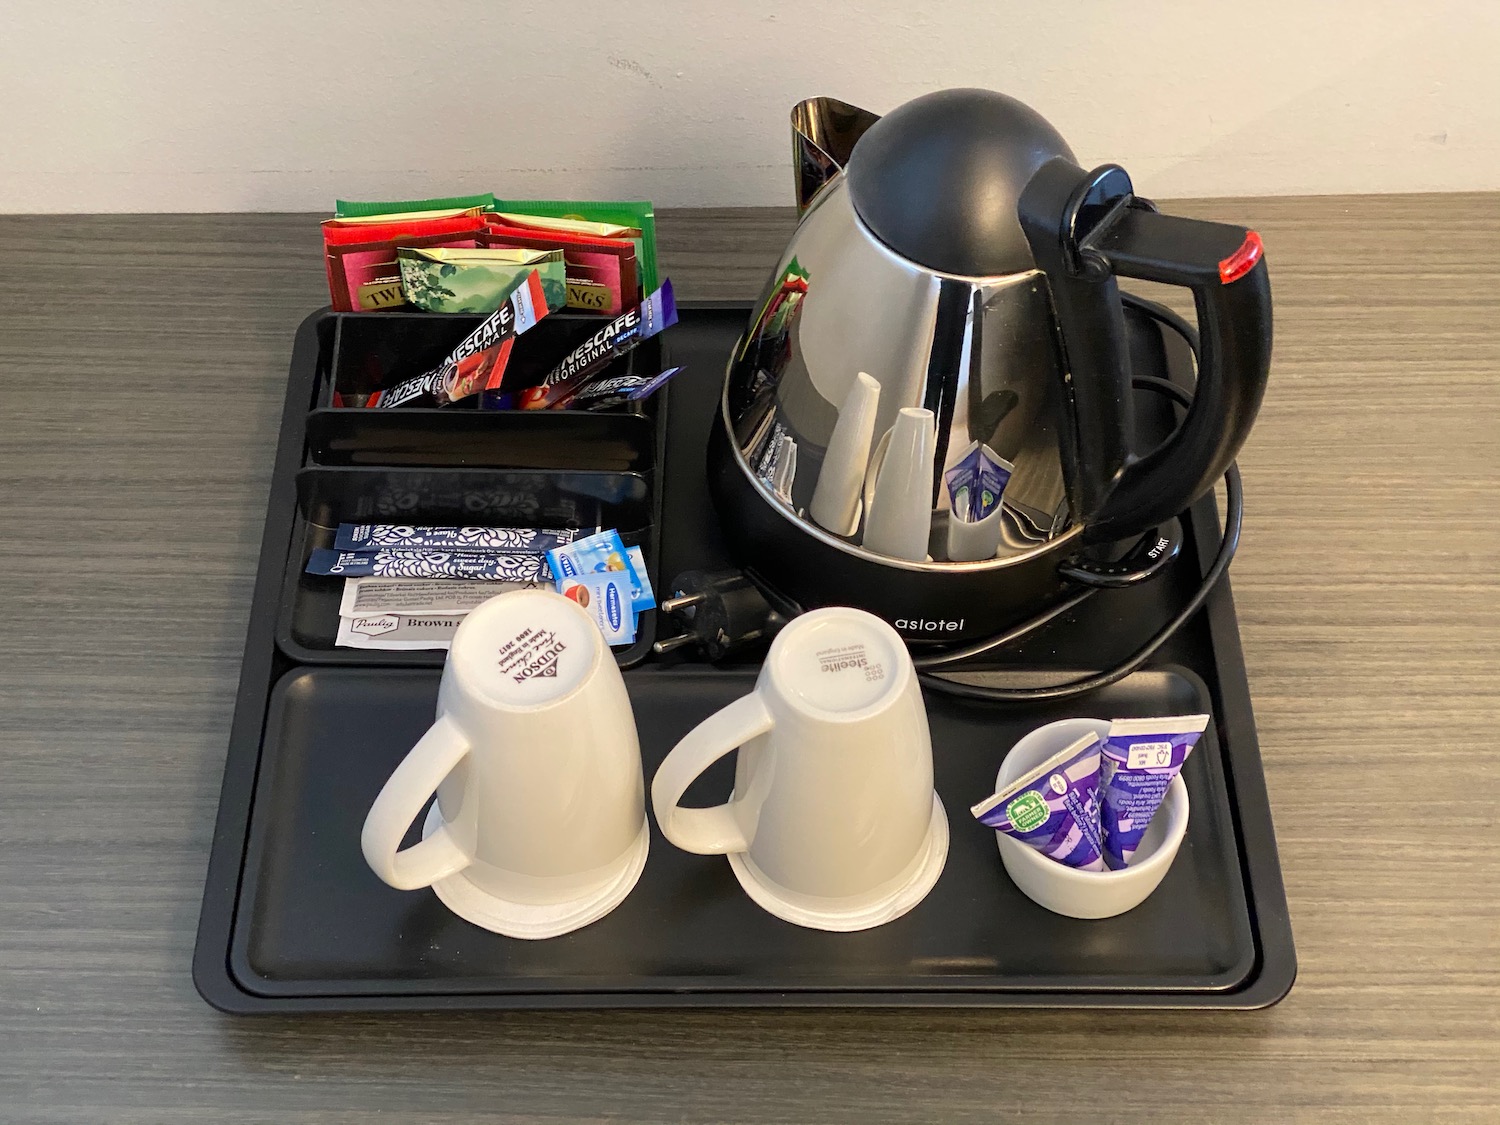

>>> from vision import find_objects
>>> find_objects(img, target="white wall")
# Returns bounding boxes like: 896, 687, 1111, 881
3, 0, 1497, 213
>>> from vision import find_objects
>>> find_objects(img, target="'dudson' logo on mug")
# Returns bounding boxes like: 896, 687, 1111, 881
496, 625, 567, 684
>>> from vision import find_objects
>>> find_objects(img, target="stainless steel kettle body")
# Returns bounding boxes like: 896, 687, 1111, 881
708, 89, 1273, 644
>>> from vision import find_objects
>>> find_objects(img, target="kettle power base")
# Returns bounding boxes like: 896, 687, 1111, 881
193, 303, 1296, 1012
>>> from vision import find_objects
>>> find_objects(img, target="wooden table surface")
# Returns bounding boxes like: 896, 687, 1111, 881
1, 198, 1496, 1123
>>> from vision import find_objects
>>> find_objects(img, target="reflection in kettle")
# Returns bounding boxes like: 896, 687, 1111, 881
809, 371, 879, 538
769, 433, 798, 505
862, 408, 937, 562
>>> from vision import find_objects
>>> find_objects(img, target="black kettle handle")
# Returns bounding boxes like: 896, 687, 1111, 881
1018, 161, 1273, 545
1085, 205, 1272, 541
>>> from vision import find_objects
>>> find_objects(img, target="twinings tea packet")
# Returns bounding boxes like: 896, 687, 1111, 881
398, 246, 566, 314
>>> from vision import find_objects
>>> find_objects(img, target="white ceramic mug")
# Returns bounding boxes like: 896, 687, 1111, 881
361, 588, 648, 939
651, 607, 948, 932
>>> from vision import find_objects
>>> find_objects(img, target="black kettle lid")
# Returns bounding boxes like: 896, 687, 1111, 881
845, 88, 1075, 277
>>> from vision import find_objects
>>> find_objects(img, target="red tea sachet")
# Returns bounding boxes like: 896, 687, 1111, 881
480, 217, 638, 316
323, 211, 486, 311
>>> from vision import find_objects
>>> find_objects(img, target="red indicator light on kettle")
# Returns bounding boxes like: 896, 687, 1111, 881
1218, 231, 1264, 284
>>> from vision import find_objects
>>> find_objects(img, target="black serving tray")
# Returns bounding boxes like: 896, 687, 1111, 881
194, 302, 1295, 1011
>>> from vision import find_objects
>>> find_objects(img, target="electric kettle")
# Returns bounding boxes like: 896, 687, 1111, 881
706, 88, 1272, 644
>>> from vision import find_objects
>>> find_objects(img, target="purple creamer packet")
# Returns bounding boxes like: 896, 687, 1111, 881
1099, 714, 1210, 869
971, 731, 1105, 870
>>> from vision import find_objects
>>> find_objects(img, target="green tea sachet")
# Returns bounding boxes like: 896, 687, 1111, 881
398, 247, 566, 314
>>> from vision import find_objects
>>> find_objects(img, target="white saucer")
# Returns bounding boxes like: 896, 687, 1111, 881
725, 793, 949, 932
421, 805, 649, 940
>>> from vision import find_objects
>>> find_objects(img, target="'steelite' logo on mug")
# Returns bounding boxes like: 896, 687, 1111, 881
816, 643, 885, 684
816, 644, 868, 674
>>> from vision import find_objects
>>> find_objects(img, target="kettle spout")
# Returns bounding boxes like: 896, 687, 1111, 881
791, 97, 881, 213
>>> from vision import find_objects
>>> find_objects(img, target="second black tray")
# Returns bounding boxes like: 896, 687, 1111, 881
233, 664, 1250, 1001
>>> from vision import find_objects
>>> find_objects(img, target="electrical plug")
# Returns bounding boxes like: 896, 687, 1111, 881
652, 568, 791, 661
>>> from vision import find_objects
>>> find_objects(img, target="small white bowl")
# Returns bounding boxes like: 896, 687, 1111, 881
993, 717, 1189, 919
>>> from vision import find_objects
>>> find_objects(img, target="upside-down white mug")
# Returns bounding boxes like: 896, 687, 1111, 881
651, 606, 948, 932
361, 588, 648, 939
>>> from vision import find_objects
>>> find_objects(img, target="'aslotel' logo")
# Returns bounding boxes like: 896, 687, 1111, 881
894, 617, 965, 633
605, 581, 623, 630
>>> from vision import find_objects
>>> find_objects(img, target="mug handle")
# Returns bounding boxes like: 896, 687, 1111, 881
651, 694, 775, 855
361, 714, 475, 890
